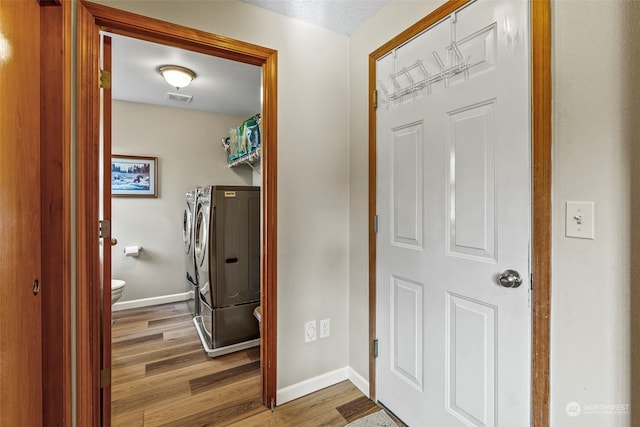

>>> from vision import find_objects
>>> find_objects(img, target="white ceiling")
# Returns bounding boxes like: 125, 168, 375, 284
109, 0, 390, 116
110, 33, 262, 117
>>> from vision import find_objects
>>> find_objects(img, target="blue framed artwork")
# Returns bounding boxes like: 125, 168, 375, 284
111, 154, 158, 198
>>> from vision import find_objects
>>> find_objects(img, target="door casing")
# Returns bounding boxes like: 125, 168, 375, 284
40, 1, 73, 425
76, 1, 278, 424
368, 0, 551, 425
100, 33, 113, 425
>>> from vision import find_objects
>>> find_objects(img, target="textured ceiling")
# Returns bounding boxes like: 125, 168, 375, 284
240, 0, 390, 35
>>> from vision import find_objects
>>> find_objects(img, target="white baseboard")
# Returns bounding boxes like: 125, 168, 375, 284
348, 367, 370, 398
112, 290, 193, 312
277, 367, 349, 405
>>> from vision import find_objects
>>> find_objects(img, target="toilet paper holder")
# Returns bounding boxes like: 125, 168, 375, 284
124, 245, 144, 257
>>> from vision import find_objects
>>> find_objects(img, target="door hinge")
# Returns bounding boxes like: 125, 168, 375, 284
373, 89, 378, 109
100, 368, 111, 388
373, 339, 379, 358
99, 219, 111, 239
99, 69, 111, 89
373, 215, 379, 234
270, 398, 275, 412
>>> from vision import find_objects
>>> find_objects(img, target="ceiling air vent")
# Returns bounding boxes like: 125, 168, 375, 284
165, 92, 193, 103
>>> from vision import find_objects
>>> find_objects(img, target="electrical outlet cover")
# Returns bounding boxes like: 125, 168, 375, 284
320, 319, 330, 338
304, 320, 317, 342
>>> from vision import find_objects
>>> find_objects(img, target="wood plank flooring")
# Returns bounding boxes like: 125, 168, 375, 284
112, 302, 383, 426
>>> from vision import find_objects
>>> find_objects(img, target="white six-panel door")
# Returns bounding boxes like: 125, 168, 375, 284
376, 1, 531, 425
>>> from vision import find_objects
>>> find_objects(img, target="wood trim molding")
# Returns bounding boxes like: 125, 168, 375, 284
41, 1, 73, 425
81, 1, 273, 66
100, 34, 113, 427
368, 1, 551, 425
367, 53, 377, 401
76, 2, 279, 423
261, 51, 279, 406
76, 3, 102, 426
531, 1, 552, 426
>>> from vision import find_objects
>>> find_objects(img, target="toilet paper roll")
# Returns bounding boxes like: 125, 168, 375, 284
124, 245, 141, 257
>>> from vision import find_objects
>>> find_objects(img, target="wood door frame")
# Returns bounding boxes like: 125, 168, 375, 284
367, 0, 551, 426
41, 1, 73, 425
76, 1, 278, 424
100, 33, 113, 426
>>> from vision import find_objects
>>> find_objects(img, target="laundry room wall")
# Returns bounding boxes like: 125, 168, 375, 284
111, 100, 252, 303
96, 0, 352, 403
251, 159, 262, 187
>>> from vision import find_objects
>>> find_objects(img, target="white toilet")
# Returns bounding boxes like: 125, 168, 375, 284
111, 279, 126, 305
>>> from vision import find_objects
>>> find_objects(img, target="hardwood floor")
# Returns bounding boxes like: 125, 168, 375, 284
112, 302, 382, 426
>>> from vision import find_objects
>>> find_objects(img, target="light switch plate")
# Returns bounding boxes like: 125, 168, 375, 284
565, 201, 595, 239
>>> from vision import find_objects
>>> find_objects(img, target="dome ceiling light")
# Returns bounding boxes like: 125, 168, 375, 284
158, 65, 196, 90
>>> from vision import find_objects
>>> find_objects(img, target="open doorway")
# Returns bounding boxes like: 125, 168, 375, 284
106, 33, 264, 424
76, 3, 278, 425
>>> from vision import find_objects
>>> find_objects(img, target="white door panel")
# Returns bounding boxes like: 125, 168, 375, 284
446, 293, 497, 426
390, 275, 424, 392
391, 121, 424, 250
376, 1, 531, 425
447, 99, 497, 261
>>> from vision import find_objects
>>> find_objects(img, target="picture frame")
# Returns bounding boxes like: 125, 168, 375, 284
111, 154, 158, 198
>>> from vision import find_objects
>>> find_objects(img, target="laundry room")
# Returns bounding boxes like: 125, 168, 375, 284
108, 33, 262, 307
105, 32, 265, 423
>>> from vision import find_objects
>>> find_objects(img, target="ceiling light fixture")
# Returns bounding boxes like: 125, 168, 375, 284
158, 65, 196, 90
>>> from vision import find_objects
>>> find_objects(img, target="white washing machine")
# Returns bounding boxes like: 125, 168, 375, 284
183, 187, 200, 317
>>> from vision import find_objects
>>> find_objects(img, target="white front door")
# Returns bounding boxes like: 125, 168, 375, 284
375, 1, 531, 425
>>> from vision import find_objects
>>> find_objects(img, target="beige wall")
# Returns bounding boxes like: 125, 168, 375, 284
551, 1, 638, 425
94, 0, 352, 395
111, 100, 251, 302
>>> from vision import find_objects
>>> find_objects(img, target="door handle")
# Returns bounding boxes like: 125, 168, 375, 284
497, 269, 523, 288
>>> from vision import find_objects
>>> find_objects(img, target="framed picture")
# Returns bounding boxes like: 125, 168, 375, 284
111, 154, 158, 198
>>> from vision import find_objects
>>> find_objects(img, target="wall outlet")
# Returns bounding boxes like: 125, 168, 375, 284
304, 320, 317, 342
320, 319, 330, 338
